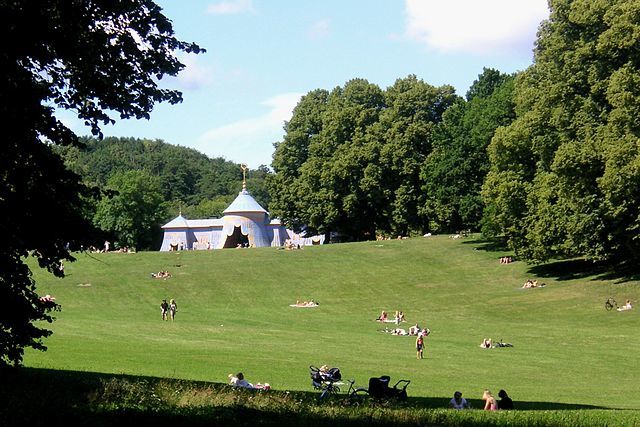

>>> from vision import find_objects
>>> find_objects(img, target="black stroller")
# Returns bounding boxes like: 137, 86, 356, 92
365, 375, 410, 401
310, 365, 342, 399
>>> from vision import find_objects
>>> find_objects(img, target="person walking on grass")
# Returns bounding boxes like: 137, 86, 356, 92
416, 334, 424, 359
169, 298, 177, 321
160, 299, 169, 321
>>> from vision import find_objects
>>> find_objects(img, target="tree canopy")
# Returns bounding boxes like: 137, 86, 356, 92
422, 68, 516, 233
0, 0, 201, 366
482, 0, 640, 263
94, 170, 166, 249
269, 76, 458, 240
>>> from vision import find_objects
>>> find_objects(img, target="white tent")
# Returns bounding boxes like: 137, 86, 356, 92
160, 185, 323, 251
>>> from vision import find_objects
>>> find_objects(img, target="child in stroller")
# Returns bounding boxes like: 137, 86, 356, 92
310, 365, 342, 399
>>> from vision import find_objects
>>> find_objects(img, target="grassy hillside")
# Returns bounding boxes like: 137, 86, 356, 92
25, 236, 640, 411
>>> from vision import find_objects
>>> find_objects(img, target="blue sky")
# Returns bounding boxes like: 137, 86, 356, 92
58, 0, 550, 168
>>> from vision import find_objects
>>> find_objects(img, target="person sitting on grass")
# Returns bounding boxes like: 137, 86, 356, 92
617, 299, 633, 311
482, 389, 498, 411
480, 338, 492, 349
376, 310, 388, 321
408, 323, 421, 335
229, 372, 253, 388
229, 372, 271, 390
449, 391, 471, 410
498, 389, 514, 409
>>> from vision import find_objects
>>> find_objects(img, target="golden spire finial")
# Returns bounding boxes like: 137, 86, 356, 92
241, 164, 248, 191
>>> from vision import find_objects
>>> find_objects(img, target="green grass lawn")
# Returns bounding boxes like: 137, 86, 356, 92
25, 236, 640, 411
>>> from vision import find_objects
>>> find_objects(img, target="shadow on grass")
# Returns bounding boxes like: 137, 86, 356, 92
527, 259, 640, 284
0, 367, 614, 427
407, 396, 604, 411
461, 236, 510, 253
462, 237, 640, 284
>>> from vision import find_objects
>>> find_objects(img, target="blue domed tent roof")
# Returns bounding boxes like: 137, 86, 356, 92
223, 189, 268, 214
161, 214, 189, 229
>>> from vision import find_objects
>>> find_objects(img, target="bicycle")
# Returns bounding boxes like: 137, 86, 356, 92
605, 297, 618, 311
342, 379, 369, 406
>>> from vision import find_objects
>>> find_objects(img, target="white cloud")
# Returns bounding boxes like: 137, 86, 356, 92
197, 93, 303, 167
207, 0, 255, 15
404, 0, 549, 55
173, 54, 213, 90
308, 19, 331, 40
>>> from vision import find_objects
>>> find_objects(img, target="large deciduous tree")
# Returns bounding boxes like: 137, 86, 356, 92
422, 68, 515, 233
378, 76, 458, 236
0, 0, 201, 366
269, 76, 457, 240
482, 0, 640, 262
94, 170, 166, 250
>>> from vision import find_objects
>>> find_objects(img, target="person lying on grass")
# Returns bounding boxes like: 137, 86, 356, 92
290, 300, 319, 307
228, 372, 270, 390
522, 279, 544, 289
151, 270, 171, 279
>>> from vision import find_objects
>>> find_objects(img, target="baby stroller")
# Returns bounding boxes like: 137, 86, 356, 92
310, 365, 342, 399
366, 375, 410, 401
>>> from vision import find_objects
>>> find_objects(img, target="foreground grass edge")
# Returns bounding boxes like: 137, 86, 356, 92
2, 367, 638, 427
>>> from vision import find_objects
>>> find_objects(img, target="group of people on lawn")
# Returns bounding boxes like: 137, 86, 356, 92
449, 389, 514, 410
376, 310, 406, 323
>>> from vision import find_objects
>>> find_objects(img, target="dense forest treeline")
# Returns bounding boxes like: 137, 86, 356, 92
56, 137, 270, 249
267, 69, 515, 241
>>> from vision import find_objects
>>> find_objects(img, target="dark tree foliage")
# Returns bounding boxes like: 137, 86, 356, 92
0, 0, 201, 366
483, 0, 640, 263
422, 69, 515, 233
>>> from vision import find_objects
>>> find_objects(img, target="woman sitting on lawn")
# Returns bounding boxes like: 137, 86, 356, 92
482, 389, 498, 410
408, 323, 421, 335
618, 299, 633, 311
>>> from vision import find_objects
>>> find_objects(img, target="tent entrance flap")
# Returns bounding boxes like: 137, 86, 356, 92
223, 226, 249, 248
